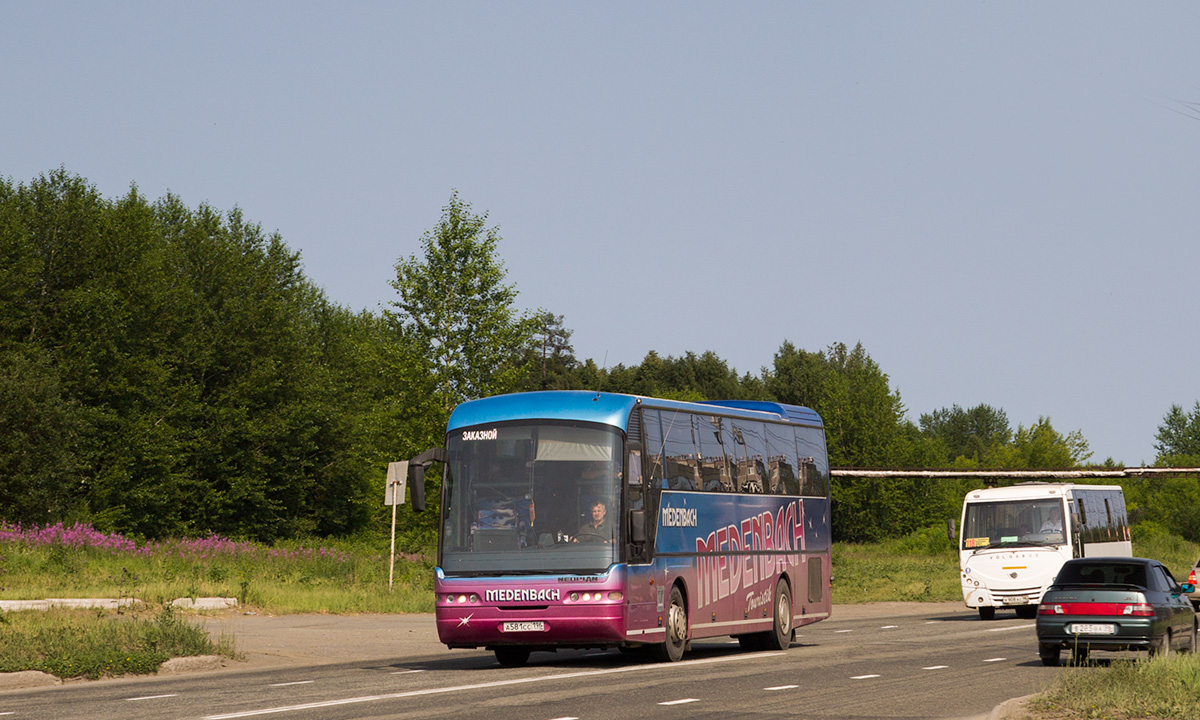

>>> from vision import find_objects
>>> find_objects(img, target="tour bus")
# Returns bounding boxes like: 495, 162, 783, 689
958, 483, 1131, 620
407, 390, 832, 666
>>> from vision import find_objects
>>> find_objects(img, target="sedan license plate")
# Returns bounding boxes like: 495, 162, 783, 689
502, 621, 545, 633
1069, 623, 1116, 635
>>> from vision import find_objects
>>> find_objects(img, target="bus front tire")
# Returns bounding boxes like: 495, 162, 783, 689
978, 607, 996, 621
652, 586, 688, 663
494, 647, 531, 667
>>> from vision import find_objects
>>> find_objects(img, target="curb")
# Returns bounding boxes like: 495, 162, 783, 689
0, 597, 237, 612
987, 693, 1038, 720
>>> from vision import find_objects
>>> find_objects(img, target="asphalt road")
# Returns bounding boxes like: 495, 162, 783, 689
0, 603, 1060, 720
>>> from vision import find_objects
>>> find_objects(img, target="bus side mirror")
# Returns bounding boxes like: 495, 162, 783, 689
408, 465, 426, 512
629, 509, 646, 544
947, 518, 957, 543
406, 447, 449, 513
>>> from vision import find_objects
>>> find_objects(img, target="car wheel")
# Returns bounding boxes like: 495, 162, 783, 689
978, 607, 996, 621
494, 647, 531, 667
1039, 642, 1061, 667
651, 585, 688, 663
759, 579, 794, 651
1152, 630, 1172, 658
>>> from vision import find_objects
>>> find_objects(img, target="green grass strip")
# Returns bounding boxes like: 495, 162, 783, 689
0, 604, 230, 680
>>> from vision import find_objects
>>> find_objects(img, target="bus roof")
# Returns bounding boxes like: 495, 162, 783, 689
446, 391, 823, 433
964, 482, 1122, 502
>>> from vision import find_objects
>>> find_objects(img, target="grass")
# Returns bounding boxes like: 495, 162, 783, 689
0, 522, 436, 614
1026, 654, 1200, 720
832, 526, 962, 604
0, 603, 236, 679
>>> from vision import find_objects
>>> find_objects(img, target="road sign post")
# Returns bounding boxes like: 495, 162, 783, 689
385, 461, 408, 592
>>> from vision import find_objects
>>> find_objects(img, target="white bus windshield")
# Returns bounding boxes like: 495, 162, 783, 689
441, 421, 623, 575
962, 499, 1065, 550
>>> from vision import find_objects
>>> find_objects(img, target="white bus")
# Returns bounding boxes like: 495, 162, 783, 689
958, 483, 1131, 620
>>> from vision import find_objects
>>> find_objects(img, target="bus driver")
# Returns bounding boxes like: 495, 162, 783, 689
574, 499, 613, 543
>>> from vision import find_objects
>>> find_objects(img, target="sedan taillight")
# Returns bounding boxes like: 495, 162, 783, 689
1037, 602, 1153, 616
1190, 569, 1196, 586
1121, 603, 1155, 617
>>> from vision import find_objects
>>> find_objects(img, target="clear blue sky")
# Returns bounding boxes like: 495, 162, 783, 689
5, 2, 1199, 465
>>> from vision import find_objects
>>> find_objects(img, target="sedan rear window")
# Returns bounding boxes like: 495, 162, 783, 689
1056, 562, 1147, 587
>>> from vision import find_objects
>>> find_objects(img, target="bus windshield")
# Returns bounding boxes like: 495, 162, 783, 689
441, 420, 623, 576
962, 499, 1065, 550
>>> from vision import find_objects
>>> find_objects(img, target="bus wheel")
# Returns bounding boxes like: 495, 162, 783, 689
761, 579, 793, 651
1015, 605, 1038, 620
652, 586, 688, 663
978, 607, 996, 621
494, 647, 531, 667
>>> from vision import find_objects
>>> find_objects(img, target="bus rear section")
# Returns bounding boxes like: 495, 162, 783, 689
959, 483, 1131, 620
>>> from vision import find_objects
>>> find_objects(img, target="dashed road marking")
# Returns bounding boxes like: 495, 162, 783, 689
851, 674, 880, 680
269, 681, 314, 687
203, 652, 781, 719
881, 625, 898, 629
659, 699, 699, 706
765, 685, 799, 691
983, 657, 1007, 663
987, 623, 1035, 632
835, 629, 854, 633
923, 665, 949, 670
127, 694, 179, 701
391, 669, 425, 675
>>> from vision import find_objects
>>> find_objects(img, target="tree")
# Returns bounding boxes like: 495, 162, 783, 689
386, 192, 536, 411
992, 417, 1092, 468
1155, 402, 1200, 464
523, 311, 577, 391
766, 341, 907, 467
920, 404, 1012, 465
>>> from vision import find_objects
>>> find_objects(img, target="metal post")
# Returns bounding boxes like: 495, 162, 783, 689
389, 493, 398, 592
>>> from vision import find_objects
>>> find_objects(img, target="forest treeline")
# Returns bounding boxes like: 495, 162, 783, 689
3, 170, 1200, 547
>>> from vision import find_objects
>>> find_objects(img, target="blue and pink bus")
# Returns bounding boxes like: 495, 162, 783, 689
411, 390, 832, 666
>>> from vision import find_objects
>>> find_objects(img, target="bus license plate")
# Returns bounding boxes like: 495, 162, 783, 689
1069, 623, 1116, 635
502, 621, 545, 633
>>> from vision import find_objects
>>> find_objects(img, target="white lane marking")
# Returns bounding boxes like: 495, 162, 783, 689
765, 685, 799, 691
269, 681, 314, 687
925, 620, 940, 624
0, 713, 16, 716
391, 669, 425, 675
923, 665, 949, 670
851, 674, 880, 680
203, 652, 783, 719
548, 717, 579, 720
881, 625, 898, 629
983, 657, 1007, 662
835, 629, 854, 633
987, 623, 1036, 632
127, 694, 179, 701
659, 699, 698, 706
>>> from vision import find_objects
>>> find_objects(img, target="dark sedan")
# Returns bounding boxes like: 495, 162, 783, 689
1036, 557, 1197, 666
